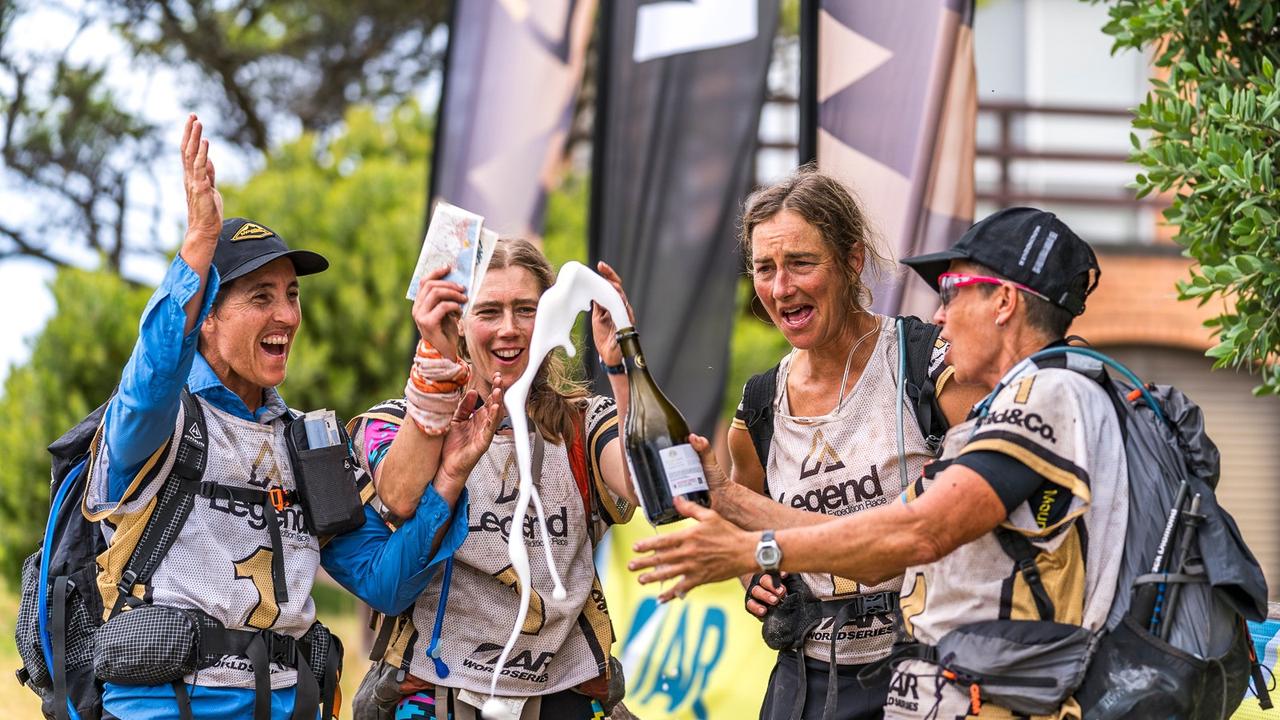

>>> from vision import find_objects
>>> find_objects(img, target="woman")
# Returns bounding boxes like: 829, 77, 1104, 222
350, 239, 640, 720
724, 168, 981, 720
82, 115, 490, 720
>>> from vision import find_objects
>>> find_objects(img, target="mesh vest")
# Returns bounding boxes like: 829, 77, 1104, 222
887, 366, 1128, 719
767, 318, 933, 665
86, 398, 319, 690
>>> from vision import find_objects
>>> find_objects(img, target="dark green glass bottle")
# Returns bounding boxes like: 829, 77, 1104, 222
616, 328, 711, 525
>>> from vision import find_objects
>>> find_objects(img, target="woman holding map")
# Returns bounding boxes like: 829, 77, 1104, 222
350, 239, 640, 720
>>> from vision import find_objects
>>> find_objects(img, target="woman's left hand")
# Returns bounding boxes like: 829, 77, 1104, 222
437, 378, 504, 491
628, 498, 758, 602
591, 261, 636, 367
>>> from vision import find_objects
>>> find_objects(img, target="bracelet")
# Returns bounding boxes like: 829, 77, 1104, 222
601, 358, 626, 376
404, 339, 471, 435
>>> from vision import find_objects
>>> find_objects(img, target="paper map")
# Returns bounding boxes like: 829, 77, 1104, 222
406, 201, 485, 301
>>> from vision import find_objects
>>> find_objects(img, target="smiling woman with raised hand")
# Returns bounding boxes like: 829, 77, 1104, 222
82, 114, 491, 720
656, 167, 982, 720
349, 239, 642, 720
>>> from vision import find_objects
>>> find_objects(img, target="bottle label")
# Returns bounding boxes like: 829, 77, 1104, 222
659, 443, 708, 495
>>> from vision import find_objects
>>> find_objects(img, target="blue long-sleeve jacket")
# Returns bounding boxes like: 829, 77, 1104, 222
98, 254, 467, 717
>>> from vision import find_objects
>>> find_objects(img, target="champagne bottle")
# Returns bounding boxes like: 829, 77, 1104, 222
615, 328, 711, 525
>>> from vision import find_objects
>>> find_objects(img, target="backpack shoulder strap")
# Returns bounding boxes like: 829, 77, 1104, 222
994, 526, 1056, 622
741, 364, 780, 473
897, 316, 948, 452
568, 407, 595, 546
108, 388, 209, 617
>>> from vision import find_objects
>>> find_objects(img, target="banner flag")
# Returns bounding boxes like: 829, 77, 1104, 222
599, 520, 775, 720
810, 0, 977, 317
590, 0, 779, 437
431, 0, 595, 238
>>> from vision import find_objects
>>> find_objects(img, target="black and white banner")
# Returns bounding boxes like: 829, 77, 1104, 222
809, 0, 977, 316
431, 0, 595, 238
591, 0, 778, 437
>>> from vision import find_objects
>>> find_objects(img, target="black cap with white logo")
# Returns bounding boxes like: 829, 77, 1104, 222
212, 217, 329, 284
901, 207, 1101, 316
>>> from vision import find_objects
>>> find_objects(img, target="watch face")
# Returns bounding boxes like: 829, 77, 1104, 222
758, 545, 781, 567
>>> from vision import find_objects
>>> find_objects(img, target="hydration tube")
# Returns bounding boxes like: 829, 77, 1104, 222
974, 346, 1164, 423
38, 457, 87, 720
896, 318, 909, 490
426, 556, 454, 678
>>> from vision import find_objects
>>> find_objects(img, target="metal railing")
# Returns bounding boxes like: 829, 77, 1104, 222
754, 96, 1171, 248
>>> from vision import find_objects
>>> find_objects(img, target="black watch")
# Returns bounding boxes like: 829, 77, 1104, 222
601, 358, 626, 375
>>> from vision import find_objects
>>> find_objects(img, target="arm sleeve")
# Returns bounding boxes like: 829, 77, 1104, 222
730, 381, 750, 433
952, 450, 1044, 512
585, 396, 633, 526
320, 485, 470, 615
101, 255, 219, 504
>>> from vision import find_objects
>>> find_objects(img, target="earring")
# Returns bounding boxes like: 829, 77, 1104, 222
750, 295, 775, 325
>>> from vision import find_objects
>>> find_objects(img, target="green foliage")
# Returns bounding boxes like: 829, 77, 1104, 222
0, 268, 152, 577
1092, 0, 1280, 393
223, 102, 433, 416
106, 0, 451, 150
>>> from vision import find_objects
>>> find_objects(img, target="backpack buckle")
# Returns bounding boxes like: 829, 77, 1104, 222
269, 487, 289, 511
859, 592, 893, 616
117, 569, 138, 596
1016, 557, 1041, 584
266, 631, 297, 663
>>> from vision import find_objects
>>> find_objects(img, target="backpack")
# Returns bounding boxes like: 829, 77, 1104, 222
14, 391, 205, 720
15, 390, 343, 720
887, 347, 1273, 718
737, 316, 950, 492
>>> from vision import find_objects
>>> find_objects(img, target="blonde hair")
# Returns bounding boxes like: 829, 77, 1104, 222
459, 238, 588, 445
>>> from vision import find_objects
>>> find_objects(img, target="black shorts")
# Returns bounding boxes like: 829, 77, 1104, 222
759, 650, 888, 720
394, 686, 600, 720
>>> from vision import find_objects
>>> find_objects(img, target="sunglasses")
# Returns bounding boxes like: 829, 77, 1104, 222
937, 272, 1051, 306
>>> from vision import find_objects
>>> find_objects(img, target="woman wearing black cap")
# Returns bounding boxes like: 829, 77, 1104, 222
81, 114, 497, 720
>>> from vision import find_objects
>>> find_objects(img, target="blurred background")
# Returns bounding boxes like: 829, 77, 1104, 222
1, 0, 1276, 718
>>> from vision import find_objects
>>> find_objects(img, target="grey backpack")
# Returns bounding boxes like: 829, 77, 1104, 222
961, 347, 1271, 718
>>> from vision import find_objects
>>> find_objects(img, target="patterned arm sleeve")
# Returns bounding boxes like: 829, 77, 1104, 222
585, 395, 634, 527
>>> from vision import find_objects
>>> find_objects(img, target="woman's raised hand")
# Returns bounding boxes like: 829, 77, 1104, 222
437, 376, 505, 491
181, 114, 223, 245
591, 261, 636, 367
412, 266, 467, 361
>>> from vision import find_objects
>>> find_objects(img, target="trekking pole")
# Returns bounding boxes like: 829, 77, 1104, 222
1135, 480, 1189, 633
1158, 493, 1204, 642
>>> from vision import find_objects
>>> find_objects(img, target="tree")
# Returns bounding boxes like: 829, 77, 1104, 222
0, 0, 449, 274
105, 0, 451, 152
0, 268, 152, 577
0, 1, 164, 274
1093, 0, 1280, 393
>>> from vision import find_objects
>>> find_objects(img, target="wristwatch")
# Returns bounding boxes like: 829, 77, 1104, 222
755, 530, 782, 572
600, 358, 627, 375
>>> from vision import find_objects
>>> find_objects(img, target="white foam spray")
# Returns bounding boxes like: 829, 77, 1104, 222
484, 262, 633, 718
